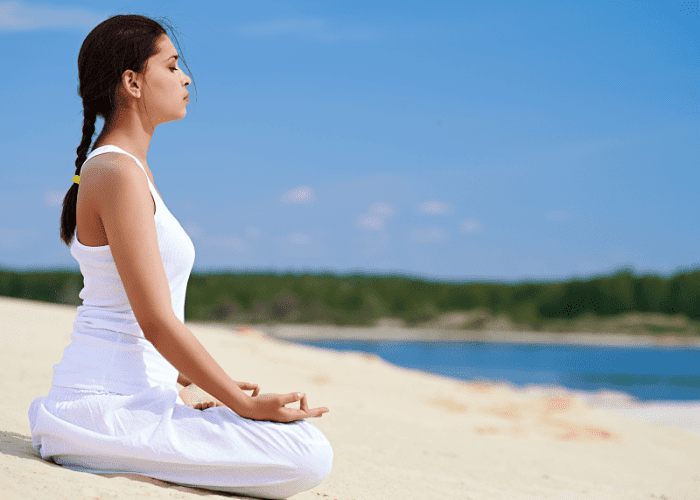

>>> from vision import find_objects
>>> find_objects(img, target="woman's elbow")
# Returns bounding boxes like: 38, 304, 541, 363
139, 312, 180, 345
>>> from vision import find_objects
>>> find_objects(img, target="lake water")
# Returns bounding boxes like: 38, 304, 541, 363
284, 339, 700, 402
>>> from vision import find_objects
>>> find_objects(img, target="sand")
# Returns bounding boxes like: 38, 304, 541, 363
261, 322, 700, 346
1, 296, 699, 500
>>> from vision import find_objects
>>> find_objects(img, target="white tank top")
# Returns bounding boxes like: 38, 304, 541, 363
51, 145, 196, 394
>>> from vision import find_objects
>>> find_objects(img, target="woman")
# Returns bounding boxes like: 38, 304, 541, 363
28, 14, 332, 499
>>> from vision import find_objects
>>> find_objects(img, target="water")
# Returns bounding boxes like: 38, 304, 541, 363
285, 339, 700, 402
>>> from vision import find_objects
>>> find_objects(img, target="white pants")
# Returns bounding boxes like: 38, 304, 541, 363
29, 385, 333, 499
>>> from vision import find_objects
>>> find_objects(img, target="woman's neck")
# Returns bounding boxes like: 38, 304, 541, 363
93, 109, 154, 162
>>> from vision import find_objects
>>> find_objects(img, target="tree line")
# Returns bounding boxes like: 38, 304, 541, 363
1, 267, 698, 328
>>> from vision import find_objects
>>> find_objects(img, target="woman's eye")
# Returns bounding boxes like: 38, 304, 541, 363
171, 67, 178, 72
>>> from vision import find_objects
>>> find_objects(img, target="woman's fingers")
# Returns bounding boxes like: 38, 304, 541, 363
283, 393, 329, 420
188, 399, 220, 410
237, 381, 259, 394
236, 381, 261, 398
307, 407, 329, 418
282, 405, 329, 421
298, 393, 329, 416
279, 392, 304, 406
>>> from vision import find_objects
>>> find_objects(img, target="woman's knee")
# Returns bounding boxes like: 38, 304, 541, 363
293, 433, 333, 491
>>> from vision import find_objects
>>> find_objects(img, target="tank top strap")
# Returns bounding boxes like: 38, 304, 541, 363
84, 145, 149, 180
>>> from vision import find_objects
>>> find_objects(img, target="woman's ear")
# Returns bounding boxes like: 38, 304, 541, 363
119, 69, 142, 99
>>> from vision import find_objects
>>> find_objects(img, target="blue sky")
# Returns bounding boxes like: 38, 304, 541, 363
0, 0, 698, 282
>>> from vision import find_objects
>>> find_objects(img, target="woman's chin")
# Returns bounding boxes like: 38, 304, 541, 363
160, 111, 187, 124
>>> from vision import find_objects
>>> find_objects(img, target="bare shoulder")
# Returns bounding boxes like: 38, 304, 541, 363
77, 152, 154, 218
80, 152, 147, 185
79, 153, 149, 203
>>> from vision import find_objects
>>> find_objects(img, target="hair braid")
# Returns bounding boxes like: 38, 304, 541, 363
60, 105, 98, 246
75, 105, 97, 173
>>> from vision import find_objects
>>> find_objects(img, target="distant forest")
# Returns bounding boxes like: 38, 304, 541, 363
1, 267, 699, 333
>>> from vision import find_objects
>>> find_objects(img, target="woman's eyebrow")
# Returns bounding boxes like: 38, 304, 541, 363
165, 54, 179, 62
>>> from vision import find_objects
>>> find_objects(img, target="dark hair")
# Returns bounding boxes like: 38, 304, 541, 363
60, 14, 194, 246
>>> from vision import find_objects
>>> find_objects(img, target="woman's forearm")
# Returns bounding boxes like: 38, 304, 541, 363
143, 316, 252, 416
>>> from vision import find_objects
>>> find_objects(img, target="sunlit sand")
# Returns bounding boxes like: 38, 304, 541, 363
2, 297, 699, 499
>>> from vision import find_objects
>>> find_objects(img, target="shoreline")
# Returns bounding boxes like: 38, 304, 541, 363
190, 321, 700, 348
254, 323, 700, 436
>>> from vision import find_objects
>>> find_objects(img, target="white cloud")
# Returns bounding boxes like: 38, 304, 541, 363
418, 200, 451, 214
356, 202, 394, 231
280, 185, 316, 204
460, 219, 483, 234
43, 189, 64, 208
369, 202, 394, 218
356, 215, 383, 231
0, 1, 104, 32
410, 227, 447, 243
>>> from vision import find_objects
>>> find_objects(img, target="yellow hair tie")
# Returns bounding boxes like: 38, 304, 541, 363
72, 174, 80, 185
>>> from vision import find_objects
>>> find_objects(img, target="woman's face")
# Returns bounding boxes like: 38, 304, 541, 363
140, 34, 191, 126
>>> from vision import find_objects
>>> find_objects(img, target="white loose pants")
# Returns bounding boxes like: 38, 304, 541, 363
28, 385, 333, 499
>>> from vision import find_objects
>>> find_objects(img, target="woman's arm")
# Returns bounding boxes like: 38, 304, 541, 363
86, 157, 252, 415
86, 156, 328, 421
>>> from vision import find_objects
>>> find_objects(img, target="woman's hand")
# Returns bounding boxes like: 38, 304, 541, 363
236, 381, 260, 397
179, 382, 259, 410
179, 383, 222, 410
244, 392, 329, 423
187, 397, 222, 410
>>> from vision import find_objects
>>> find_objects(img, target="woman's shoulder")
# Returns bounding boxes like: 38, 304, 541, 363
78, 152, 155, 218
80, 152, 149, 189
82, 151, 144, 173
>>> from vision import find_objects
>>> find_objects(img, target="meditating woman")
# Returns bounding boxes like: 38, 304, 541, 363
28, 14, 332, 499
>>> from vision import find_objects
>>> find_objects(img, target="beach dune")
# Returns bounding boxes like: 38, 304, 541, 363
1, 296, 699, 499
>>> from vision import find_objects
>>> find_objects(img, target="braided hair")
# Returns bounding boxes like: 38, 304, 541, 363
60, 14, 194, 246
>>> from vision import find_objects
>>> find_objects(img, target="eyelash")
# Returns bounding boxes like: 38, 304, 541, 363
171, 67, 178, 72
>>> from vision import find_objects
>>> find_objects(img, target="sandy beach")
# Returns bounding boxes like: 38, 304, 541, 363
2, 296, 699, 499
260, 321, 700, 346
